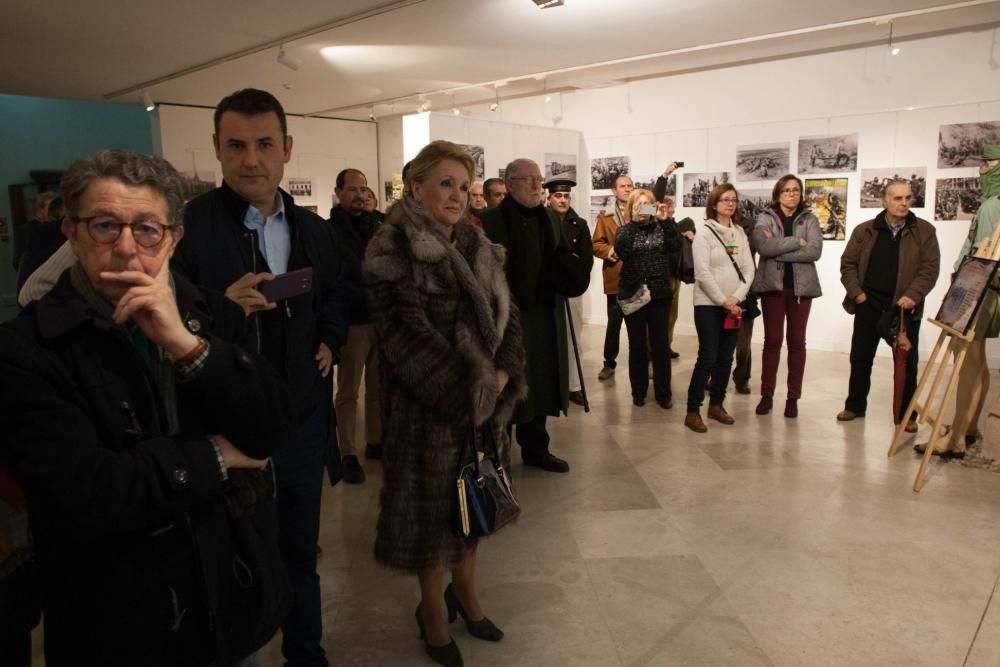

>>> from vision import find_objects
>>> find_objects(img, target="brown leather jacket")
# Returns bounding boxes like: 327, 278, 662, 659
840, 211, 940, 315
592, 206, 624, 294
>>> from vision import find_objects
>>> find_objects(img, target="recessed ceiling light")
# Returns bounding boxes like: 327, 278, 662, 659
141, 89, 155, 112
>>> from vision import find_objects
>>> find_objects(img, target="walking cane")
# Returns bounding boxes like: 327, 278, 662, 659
564, 298, 590, 413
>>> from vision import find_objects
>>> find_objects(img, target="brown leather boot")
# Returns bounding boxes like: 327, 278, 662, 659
684, 412, 708, 433
707, 404, 735, 425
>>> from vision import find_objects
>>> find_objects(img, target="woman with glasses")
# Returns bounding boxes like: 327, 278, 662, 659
750, 175, 822, 418
614, 188, 680, 408
685, 184, 754, 433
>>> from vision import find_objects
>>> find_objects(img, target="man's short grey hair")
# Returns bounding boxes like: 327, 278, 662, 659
61, 149, 186, 227
504, 158, 538, 182
882, 179, 911, 198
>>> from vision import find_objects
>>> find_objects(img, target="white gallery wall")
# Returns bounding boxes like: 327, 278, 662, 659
154, 104, 378, 218
463, 28, 1000, 360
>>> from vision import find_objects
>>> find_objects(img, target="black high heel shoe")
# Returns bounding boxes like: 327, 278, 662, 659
415, 604, 463, 667
444, 584, 504, 642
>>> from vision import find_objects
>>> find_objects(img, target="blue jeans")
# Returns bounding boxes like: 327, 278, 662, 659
687, 306, 741, 412
273, 403, 329, 666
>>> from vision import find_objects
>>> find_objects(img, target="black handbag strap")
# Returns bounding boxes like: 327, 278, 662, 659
706, 225, 747, 284
460, 420, 503, 474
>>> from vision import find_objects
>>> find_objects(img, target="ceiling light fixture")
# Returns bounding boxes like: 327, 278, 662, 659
452, 95, 461, 115
543, 79, 551, 103
141, 89, 155, 112
888, 22, 900, 56
368, 106, 376, 121
277, 45, 302, 71
532, 0, 564, 8
490, 87, 500, 112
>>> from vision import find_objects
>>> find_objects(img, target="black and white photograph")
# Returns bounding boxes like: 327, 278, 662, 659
682, 172, 730, 207
178, 171, 216, 202
937, 121, 1000, 168
936, 256, 1000, 334
736, 142, 790, 179
544, 153, 577, 182
287, 176, 313, 199
590, 194, 614, 222
457, 144, 485, 180
860, 167, 927, 208
498, 168, 506, 179
591, 155, 630, 189
737, 188, 772, 224
935, 177, 982, 221
804, 178, 848, 240
632, 175, 657, 191
797, 133, 858, 174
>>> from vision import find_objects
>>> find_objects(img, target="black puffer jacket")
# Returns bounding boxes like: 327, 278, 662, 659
0, 271, 293, 666
614, 219, 681, 300
174, 183, 349, 423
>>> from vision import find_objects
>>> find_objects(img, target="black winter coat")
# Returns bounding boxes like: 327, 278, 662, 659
614, 219, 681, 300
0, 271, 294, 666
173, 183, 349, 422
328, 205, 379, 326
558, 206, 595, 270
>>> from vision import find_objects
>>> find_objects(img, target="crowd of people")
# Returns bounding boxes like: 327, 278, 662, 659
1, 82, 998, 667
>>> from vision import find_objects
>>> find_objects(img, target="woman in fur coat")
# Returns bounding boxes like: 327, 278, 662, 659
364, 140, 527, 667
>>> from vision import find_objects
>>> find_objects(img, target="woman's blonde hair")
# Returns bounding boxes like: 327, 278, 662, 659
624, 188, 655, 223
404, 141, 475, 194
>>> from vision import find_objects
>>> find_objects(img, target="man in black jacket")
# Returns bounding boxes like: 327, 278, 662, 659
172, 89, 348, 667
546, 177, 593, 406
0, 149, 292, 666
328, 167, 381, 484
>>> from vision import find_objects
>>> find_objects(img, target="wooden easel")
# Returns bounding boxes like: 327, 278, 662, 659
887, 222, 1000, 491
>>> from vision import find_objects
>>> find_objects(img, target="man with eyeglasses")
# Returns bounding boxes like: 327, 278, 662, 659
482, 159, 592, 473
483, 177, 507, 209
173, 88, 348, 666
0, 149, 292, 665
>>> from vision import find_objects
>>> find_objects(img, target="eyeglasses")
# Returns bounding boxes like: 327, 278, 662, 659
718, 198, 739, 204
510, 176, 545, 185
75, 216, 177, 248
780, 188, 802, 194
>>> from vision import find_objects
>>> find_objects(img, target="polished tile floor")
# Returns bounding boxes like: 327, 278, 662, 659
261, 324, 1000, 666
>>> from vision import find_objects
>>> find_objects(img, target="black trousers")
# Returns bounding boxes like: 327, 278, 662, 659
688, 306, 741, 412
624, 298, 672, 402
273, 403, 329, 666
515, 414, 550, 456
732, 316, 755, 387
602, 295, 624, 368
845, 300, 921, 422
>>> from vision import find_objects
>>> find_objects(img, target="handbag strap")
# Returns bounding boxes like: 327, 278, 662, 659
706, 225, 746, 284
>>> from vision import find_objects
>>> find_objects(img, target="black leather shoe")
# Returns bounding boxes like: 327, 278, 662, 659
416, 604, 464, 667
364, 442, 383, 460
657, 398, 673, 409
735, 383, 751, 395
670, 350, 680, 359
342, 455, 365, 484
522, 452, 570, 473
568, 391, 585, 406
632, 397, 645, 407
445, 584, 503, 641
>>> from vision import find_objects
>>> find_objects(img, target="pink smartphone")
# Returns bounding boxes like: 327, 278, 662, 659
724, 312, 742, 330
259, 267, 314, 302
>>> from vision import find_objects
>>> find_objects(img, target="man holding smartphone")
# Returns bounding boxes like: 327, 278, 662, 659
172, 88, 348, 667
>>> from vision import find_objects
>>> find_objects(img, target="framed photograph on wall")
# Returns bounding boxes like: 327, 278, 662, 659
682, 172, 729, 207
287, 177, 313, 199
937, 121, 1000, 168
935, 256, 1000, 334
804, 178, 848, 240
935, 177, 982, 221
591, 156, 630, 189
860, 168, 926, 208
736, 142, 790, 180
797, 133, 858, 174
544, 153, 577, 181
458, 144, 485, 180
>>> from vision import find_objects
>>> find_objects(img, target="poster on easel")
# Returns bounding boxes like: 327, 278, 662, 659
935, 256, 1000, 334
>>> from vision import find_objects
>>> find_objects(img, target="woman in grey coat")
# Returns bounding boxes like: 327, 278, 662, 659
750, 175, 823, 418
364, 140, 527, 666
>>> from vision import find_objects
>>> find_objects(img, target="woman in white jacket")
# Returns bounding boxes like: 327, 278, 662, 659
685, 184, 755, 433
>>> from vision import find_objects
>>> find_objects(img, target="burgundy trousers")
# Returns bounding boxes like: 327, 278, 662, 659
759, 288, 812, 400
